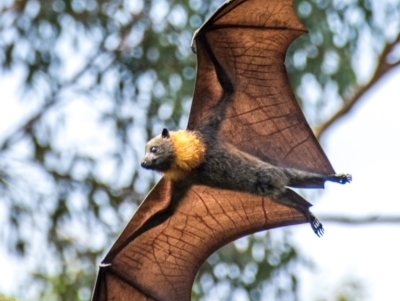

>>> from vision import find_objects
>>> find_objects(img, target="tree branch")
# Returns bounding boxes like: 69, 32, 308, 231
314, 33, 400, 140
320, 214, 400, 225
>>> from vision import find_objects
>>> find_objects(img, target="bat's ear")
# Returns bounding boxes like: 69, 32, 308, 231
161, 128, 170, 138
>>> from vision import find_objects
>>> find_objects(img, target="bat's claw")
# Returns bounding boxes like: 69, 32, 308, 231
328, 173, 352, 184
337, 173, 352, 184
190, 28, 200, 53
99, 262, 111, 268
310, 214, 324, 237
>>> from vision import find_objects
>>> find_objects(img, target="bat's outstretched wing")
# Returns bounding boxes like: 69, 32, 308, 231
92, 0, 330, 300
92, 179, 307, 301
189, 0, 334, 176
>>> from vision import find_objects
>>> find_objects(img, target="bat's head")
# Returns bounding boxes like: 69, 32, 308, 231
141, 128, 175, 171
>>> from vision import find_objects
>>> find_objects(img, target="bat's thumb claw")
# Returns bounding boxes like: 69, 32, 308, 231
191, 29, 200, 53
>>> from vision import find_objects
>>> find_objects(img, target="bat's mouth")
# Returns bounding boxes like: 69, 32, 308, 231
141, 158, 171, 172
141, 160, 154, 170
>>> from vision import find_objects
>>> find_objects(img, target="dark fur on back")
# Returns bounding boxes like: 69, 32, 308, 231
142, 97, 351, 236
191, 131, 333, 200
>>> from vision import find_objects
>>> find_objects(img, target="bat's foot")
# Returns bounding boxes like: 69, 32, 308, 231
310, 213, 324, 237
337, 173, 352, 184
327, 173, 352, 184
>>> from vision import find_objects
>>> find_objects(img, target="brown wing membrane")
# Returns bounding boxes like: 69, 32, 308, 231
188, 0, 334, 175
92, 179, 173, 301
92, 180, 306, 301
92, 0, 327, 300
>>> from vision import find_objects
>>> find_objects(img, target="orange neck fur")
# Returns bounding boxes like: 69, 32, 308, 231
163, 130, 205, 181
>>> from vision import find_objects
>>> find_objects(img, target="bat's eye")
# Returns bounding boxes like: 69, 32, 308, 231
150, 146, 157, 153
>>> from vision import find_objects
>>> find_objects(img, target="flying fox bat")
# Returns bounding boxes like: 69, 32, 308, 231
91, 0, 351, 300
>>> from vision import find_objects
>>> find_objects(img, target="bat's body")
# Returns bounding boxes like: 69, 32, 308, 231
92, 1, 352, 300
142, 118, 351, 237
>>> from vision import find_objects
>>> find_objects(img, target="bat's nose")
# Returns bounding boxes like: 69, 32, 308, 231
141, 159, 150, 169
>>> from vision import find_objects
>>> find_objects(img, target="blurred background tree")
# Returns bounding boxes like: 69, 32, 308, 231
0, 294, 19, 301
0, 0, 399, 300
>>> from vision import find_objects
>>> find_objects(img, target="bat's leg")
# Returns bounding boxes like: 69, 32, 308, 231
274, 189, 324, 237
283, 168, 352, 188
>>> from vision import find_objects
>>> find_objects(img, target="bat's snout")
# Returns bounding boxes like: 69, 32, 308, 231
141, 159, 148, 168
141, 158, 153, 169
